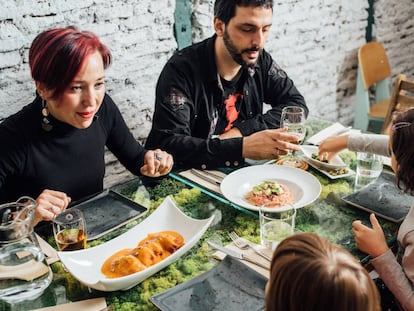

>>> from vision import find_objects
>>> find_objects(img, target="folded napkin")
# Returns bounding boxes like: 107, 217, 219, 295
178, 169, 225, 194
306, 122, 360, 145
36, 233, 60, 265
212, 242, 271, 278
32, 297, 107, 311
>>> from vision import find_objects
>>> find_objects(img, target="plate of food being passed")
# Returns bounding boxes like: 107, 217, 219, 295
300, 145, 348, 170
220, 165, 321, 212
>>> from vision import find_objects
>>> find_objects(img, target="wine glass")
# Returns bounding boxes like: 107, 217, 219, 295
280, 106, 307, 166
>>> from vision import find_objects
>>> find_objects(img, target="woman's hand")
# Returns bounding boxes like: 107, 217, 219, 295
141, 149, 173, 177
352, 213, 389, 258
318, 135, 349, 161
34, 189, 71, 225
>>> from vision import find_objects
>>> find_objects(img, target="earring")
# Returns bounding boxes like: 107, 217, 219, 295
41, 99, 53, 131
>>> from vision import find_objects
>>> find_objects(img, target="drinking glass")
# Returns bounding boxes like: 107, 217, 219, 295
53, 208, 86, 251
280, 106, 307, 165
355, 152, 383, 190
259, 204, 296, 251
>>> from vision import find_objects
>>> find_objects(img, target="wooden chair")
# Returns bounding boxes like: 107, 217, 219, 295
381, 74, 414, 134
354, 42, 391, 133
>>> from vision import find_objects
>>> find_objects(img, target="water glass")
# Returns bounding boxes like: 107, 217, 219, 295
53, 208, 86, 251
355, 152, 383, 190
259, 205, 296, 251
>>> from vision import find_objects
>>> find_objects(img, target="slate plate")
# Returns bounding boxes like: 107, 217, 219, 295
150, 256, 268, 311
71, 189, 147, 240
342, 171, 413, 222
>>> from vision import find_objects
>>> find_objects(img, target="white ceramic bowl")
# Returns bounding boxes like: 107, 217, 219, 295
301, 145, 348, 170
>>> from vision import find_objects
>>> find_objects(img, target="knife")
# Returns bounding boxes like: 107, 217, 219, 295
207, 241, 270, 270
190, 169, 221, 185
192, 169, 225, 181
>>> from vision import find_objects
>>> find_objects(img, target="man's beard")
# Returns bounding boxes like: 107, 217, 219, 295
223, 29, 261, 68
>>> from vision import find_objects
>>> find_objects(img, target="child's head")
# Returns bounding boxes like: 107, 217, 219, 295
265, 232, 380, 311
390, 108, 414, 194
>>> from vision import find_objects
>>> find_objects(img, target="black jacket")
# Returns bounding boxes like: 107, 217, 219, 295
146, 35, 307, 169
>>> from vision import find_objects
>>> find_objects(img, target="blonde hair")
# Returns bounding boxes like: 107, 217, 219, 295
266, 233, 380, 311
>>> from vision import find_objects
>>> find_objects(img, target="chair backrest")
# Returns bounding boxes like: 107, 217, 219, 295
354, 41, 392, 132
358, 41, 391, 90
381, 74, 414, 134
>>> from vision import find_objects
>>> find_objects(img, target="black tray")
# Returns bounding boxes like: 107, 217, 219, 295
71, 189, 147, 240
151, 256, 268, 311
342, 171, 413, 223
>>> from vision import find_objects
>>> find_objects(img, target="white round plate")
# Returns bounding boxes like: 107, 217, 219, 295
300, 145, 348, 170
220, 165, 321, 212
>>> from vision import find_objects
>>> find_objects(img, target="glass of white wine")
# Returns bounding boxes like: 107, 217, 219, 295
280, 106, 307, 166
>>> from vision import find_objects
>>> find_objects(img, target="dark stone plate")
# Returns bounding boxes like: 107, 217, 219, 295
151, 256, 267, 311
71, 189, 147, 240
342, 171, 413, 222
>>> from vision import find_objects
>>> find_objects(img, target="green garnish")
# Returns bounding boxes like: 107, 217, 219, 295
252, 180, 283, 196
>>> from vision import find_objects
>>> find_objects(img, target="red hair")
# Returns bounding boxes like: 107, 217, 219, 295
29, 26, 112, 99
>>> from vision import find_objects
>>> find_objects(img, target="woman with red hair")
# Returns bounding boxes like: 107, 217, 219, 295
0, 26, 173, 225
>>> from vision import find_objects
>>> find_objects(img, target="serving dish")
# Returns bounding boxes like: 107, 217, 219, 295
151, 256, 267, 311
58, 197, 214, 291
300, 145, 348, 170
342, 171, 412, 222
303, 158, 355, 180
71, 190, 148, 240
220, 165, 321, 212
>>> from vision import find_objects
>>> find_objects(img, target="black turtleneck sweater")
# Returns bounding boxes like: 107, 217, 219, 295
0, 94, 146, 203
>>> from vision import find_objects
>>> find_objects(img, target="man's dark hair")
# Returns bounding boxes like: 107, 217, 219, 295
214, 0, 273, 24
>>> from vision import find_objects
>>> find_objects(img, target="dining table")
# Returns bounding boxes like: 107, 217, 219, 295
1, 118, 401, 311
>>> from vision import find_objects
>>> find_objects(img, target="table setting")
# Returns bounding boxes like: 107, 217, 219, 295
1, 118, 405, 311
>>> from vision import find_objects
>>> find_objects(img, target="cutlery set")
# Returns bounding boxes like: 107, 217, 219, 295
190, 169, 224, 186
207, 241, 270, 270
228, 231, 272, 261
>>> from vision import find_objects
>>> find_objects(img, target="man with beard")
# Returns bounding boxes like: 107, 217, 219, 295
145, 0, 307, 169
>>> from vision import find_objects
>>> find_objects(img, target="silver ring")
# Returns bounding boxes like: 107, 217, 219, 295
155, 153, 163, 161
50, 205, 58, 214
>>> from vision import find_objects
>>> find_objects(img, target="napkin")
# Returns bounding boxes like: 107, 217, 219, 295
178, 169, 225, 194
306, 122, 360, 145
32, 297, 107, 311
36, 233, 60, 265
212, 242, 271, 278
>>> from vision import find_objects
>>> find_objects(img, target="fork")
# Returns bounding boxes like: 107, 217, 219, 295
228, 231, 272, 261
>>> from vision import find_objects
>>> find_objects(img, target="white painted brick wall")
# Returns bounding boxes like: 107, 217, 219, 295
0, 0, 413, 187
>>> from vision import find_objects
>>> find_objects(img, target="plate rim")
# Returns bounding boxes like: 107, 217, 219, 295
220, 165, 321, 212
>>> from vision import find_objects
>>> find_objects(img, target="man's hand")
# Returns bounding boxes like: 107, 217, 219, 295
242, 128, 300, 160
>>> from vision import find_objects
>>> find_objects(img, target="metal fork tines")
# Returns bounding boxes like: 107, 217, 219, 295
228, 231, 272, 262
